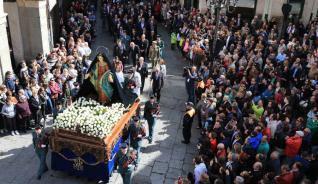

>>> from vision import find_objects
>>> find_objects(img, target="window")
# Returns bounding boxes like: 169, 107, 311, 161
289, 0, 304, 18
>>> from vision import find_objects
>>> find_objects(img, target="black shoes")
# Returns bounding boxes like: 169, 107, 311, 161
148, 138, 152, 144
181, 140, 190, 144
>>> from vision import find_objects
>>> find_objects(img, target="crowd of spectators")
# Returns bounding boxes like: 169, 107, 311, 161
0, 0, 97, 136
2, 0, 318, 183
102, 0, 166, 101
100, 0, 318, 182
164, 3, 318, 184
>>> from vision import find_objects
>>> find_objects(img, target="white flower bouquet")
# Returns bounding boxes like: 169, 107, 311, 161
53, 97, 126, 138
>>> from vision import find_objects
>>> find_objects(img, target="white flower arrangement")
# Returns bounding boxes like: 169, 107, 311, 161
53, 97, 125, 138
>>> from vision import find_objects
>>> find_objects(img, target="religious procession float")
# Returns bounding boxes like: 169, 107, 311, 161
50, 52, 139, 182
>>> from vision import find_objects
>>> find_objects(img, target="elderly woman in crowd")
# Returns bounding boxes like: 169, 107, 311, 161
16, 95, 31, 133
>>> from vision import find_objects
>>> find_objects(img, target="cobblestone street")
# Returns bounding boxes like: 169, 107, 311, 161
0, 3, 200, 184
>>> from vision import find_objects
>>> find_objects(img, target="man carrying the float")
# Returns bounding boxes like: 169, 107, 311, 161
128, 116, 146, 165
144, 95, 160, 143
114, 143, 137, 184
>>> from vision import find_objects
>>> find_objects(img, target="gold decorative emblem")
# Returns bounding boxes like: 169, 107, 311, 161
73, 158, 84, 171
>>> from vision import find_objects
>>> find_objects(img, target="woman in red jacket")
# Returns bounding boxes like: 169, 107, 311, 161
49, 78, 62, 107
154, 1, 161, 21
284, 131, 303, 164
209, 132, 217, 153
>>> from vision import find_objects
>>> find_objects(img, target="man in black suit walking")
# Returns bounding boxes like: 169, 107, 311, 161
150, 67, 164, 103
128, 42, 140, 66
139, 34, 149, 58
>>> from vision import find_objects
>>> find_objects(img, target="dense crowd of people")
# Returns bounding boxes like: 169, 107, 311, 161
2, 0, 318, 183
102, 0, 166, 101
97, 1, 318, 183
0, 0, 97, 136
169, 4, 318, 184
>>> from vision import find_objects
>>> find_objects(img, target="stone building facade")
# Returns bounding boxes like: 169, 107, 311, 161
0, 0, 57, 83
255, 0, 318, 24
197, 0, 317, 24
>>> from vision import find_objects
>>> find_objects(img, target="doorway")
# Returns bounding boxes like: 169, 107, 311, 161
5, 16, 16, 71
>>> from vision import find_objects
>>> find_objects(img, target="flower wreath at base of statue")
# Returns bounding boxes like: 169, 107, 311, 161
53, 97, 126, 138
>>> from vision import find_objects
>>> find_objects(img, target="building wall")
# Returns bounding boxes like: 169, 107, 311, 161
302, 0, 318, 24
2, 0, 57, 66
256, 0, 318, 24
0, 0, 13, 84
16, 0, 50, 60
198, 0, 207, 13
4, 2, 24, 63
0, 0, 58, 82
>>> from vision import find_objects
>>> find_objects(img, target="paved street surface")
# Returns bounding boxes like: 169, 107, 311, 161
0, 4, 200, 184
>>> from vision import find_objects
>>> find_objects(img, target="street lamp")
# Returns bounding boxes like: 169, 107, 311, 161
208, 0, 238, 58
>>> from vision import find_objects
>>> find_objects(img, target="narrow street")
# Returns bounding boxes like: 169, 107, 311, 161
93, 3, 201, 183
0, 3, 201, 184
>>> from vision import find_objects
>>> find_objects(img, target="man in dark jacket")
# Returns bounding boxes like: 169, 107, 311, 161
113, 40, 127, 64
32, 126, 49, 180
182, 102, 196, 144
128, 116, 146, 164
144, 96, 159, 143
150, 67, 164, 103
139, 34, 149, 58
306, 153, 318, 182
128, 42, 140, 66
29, 91, 41, 127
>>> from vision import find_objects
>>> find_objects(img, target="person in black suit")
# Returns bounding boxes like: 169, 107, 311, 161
137, 57, 148, 94
143, 96, 159, 143
29, 90, 42, 127
182, 102, 195, 144
147, 18, 158, 37
139, 34, 149, 58
235, 13, 243, 30
128, 42, 140, 66
32, 126, 49, 180
150, 67, 164, 103
130, 28, 139, 44
291, 59, 302, 83
113, 39, 127, 65
137, 18, 147, 36
214, 35, 226, 58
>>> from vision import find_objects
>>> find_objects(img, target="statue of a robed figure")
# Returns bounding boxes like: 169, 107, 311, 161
77, 53, 137, 106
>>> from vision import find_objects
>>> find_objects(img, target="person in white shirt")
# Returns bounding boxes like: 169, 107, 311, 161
130, 67, 141, 96
193, 156, 207, 184
43, 68, 54, 83
83, 42, 92, 57
77, 43, 86, 57
115, 62, 125, 88
159, 59, 166, 79
68, 64, 78, 77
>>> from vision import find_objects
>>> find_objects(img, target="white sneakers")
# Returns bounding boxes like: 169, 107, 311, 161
10, 130, 20, 136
